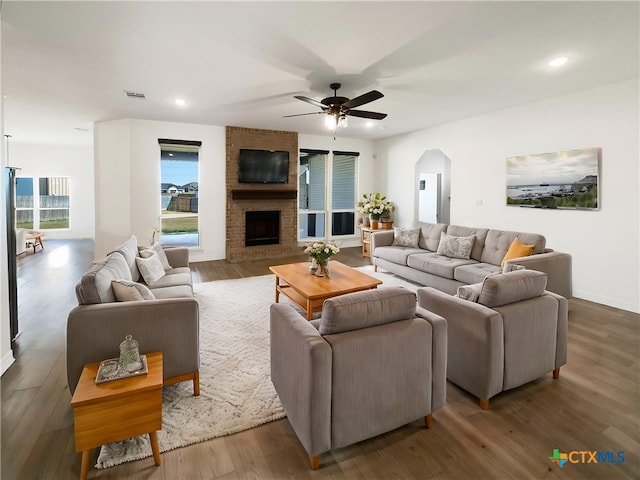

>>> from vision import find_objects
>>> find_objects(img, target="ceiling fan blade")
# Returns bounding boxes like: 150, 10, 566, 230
346, 110, 387, 120
294, 95, 327, 109
283, 112, 324, 118
342, 90, 384, 109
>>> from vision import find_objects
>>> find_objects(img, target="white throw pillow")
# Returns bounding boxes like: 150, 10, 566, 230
111, 279, 156, 302
135, 253, 166, 285
436, 232, 475, 259
391, 227, 421, 248
140, 242, 172, 270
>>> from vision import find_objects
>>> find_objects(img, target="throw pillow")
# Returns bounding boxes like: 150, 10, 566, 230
502, 263, 526, 274
140, 242, 172, 270
501, 238, 535, 267
456, 283, 483, 302
111, 279, 156, 302
436, 232, 476, 259
391, 227, 420, 248
135, 253, 166, 286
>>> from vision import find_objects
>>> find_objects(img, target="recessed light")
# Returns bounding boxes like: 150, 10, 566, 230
549, 57, 568, 67
174, 98, 186, 107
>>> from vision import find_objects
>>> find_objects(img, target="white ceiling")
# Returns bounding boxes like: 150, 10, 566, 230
2, 1, 638, 147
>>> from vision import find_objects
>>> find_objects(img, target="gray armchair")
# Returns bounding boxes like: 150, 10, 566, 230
270, 287, 447, 470
417, 270, 567, 409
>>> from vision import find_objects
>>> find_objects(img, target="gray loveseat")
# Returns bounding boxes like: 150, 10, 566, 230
66, 235, 200, 395
371, 222, 572, 298
270, 287, 446, 470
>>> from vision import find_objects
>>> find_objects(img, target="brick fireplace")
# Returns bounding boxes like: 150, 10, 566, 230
225, 126, 299, 262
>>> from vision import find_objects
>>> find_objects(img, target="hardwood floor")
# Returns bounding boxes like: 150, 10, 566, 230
2, 239, 638, 479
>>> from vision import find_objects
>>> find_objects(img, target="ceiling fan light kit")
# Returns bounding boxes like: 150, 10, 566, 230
288, 82, 387, 130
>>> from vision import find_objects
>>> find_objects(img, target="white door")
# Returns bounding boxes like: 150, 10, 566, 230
419, 173, 440, 223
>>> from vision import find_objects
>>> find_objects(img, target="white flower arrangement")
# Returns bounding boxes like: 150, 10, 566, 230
303, 240, 340, 261
356, 193, 395, 219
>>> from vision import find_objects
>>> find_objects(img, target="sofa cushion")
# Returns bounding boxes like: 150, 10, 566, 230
391, 227, 420, 248
408, 252, 476, 280
149, 285, 194, 299
75, 252, 132, 305
436, 232, 475, 259
135, 253, 166, 285
477, 270, 548, 307
140, 242, 172, 270
418, 222, 448, 251
146, 271, 193, 290
446, 225, 488, 261
480, 229, 545, 266
454, 263, 502, 285
501, 238, 536, 267
112, 235, 142, 282
319, 287, 417, 335
111, 279, 156, 302
374, 246, 424, 266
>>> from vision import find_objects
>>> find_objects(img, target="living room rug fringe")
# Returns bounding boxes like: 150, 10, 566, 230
96, 266, 416, 468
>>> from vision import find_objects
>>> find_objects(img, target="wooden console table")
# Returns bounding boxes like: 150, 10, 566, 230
70, 352, 163, 480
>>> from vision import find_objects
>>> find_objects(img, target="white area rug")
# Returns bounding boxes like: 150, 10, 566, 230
96, 265, 417, 468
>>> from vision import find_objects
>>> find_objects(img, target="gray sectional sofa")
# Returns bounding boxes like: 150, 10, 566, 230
371, 222, 572, 298
66, 235, 200, 395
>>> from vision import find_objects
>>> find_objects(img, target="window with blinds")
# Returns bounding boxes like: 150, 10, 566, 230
298, 149, 358, 240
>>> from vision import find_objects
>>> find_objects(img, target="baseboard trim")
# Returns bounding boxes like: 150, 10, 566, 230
1, 350, 15, 376
573, 290, 639, 314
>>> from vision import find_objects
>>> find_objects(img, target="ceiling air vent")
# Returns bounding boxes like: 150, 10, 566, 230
124, 90, 146, 99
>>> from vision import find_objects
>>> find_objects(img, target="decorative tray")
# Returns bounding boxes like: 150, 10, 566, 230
95, 354, 148, 384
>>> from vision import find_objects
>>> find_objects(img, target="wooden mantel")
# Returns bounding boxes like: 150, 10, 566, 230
231, 189, 297, 200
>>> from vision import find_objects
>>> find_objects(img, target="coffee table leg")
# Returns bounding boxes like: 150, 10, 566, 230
306, 299, 314, 320
80, 450, 90, 480
149, 431, 161, 466
274, 275, 280, 303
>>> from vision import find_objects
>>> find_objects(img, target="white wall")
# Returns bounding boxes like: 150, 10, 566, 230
376, 78, 640, 313
94, 119, 226, 262
9, 143, 94, 239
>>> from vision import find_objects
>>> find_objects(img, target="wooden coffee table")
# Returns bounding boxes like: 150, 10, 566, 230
70, 352, 163, 480
269, 261, 382, 320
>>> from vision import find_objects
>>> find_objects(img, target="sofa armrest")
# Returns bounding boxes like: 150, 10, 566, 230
270, 303, 332, 457
415, 307, 447, 411
163, 246, 190, 268
504, 250, 572, 298
417, 287, 505, 401
543, 291, 568, 369
370, 230, 395, 253
67, 297, 199, 393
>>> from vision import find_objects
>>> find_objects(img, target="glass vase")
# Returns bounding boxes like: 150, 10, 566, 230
315, 258, 330, 277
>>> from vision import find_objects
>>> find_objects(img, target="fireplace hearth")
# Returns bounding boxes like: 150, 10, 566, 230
245, 210, 280, 247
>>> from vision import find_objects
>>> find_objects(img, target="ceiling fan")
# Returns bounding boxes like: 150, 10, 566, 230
285, 83, 387, 129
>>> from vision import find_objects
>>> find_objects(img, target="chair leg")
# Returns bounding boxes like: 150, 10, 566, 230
193, 371, 200, 396
425, 414, 433, 429
553, 368, 560, 379
310, 455, 320, 470
479, 399, 490, 410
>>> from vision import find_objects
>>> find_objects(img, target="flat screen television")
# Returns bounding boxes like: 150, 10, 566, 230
238, 149, 289, 184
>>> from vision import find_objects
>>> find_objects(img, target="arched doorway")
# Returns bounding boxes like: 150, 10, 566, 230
415, 149, 451, 224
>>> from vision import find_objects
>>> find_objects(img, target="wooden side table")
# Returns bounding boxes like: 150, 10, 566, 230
360, 225, 393, 258
70, 352, 163, 480
25, 231, 44, 254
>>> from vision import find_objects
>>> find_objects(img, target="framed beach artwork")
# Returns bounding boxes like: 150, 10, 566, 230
506, 147, 601, 210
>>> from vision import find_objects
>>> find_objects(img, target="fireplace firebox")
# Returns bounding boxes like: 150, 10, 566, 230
245, 210, 280, 247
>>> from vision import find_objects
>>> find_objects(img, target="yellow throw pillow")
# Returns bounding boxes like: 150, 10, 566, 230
501, 238, 535, 267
